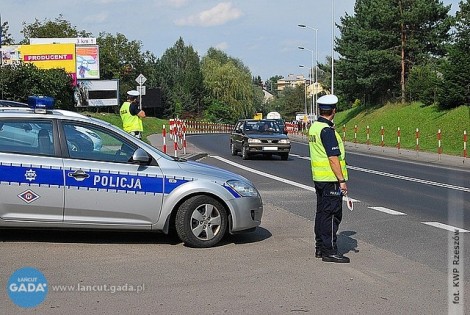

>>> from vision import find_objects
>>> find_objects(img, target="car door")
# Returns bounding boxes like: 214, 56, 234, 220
0, 119, 65, 222
231, 121, 244, 151
61, 121, 164, 228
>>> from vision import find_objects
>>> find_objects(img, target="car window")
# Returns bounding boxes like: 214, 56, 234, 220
254, 121, 281, 133
63, 122, 137, 163
244, 121, 259, 133
0, 119, 54, 156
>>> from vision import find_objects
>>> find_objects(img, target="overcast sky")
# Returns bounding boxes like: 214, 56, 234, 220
1, 0, 462, 81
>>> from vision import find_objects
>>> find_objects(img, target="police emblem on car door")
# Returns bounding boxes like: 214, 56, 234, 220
0, 120, 65, 222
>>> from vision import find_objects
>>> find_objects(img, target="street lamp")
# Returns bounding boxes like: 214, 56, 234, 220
298, 46, 314, 116
298, 24, 318, 116
331, 1, 335, 94
299, 65, 308, 116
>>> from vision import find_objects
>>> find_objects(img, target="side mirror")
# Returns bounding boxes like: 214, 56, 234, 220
132, 148, 150, 164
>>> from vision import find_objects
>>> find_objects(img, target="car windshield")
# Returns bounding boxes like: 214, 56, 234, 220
245, 120, 282, 134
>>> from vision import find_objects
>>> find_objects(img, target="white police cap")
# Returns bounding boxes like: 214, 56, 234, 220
317, 94, 338, 109
127, 90, 140, 97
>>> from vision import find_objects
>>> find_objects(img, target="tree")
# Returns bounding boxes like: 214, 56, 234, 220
406, 63, 441, 105
0, 63, 73, 109
335, 0, 451, 106
20, 14, 91, 44
438, 0, 470, 109
396, 0, 451, 102
201, 48, 254, 121
1, 20, 15, 45
156, 37, 204, 118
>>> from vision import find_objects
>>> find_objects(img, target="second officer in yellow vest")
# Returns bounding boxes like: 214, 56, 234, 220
120, 90, 146, 139
308, 94, 350, 263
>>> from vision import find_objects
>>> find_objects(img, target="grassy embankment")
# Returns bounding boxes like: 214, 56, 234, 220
334, 102, 470, 156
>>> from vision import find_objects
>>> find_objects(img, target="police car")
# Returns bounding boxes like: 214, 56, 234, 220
0, 96, 263, 248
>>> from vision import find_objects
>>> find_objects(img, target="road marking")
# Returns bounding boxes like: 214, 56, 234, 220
368, 206, 406, 215
210, 156, 360, 205
422, 222, 469, 233
211, 156, 315, 191
289, 154, 470, 193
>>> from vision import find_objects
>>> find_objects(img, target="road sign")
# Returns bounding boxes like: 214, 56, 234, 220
135, 74, 147, 85
137, 86, 146, 96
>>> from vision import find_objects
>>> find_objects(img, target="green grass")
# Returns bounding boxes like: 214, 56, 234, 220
335, 103, 470, 156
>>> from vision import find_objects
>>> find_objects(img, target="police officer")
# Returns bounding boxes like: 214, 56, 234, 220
120, 90, 146, 139
308, 94, 350, 263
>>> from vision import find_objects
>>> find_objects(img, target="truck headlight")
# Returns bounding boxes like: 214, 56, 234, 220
226, 180, 259, 197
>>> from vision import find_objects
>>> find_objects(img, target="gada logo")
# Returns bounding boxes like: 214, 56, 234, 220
7, 267, 48, 308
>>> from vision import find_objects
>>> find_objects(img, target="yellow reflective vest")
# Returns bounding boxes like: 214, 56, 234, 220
308, 121, 348, 182
120, 102, 143, 133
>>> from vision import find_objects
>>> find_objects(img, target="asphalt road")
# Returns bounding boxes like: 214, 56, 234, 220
1, 133, 469, 314
189, 133, 470, 271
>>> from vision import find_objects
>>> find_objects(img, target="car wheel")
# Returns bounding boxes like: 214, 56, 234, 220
242, 145, 250, 160
280, 153, 289, 160
175, 195, 228, 248
230, 142, 237, 156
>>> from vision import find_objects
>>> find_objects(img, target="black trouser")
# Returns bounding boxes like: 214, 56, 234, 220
314, 181, 343, 255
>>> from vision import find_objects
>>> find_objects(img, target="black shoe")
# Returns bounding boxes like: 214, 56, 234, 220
315, 249, 322, 258
322, 254, 350, 263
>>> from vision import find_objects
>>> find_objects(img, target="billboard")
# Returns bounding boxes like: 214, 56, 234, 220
0, 45, 21, 65
75, 80, 119, 107
76, 46, 99, 79
21, 43, 76, 73
30, 38, 97, 45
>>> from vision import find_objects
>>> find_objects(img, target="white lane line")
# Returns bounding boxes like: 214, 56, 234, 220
422, 222, 469, 233
290, 154, 470, 193
211, 155, 315, 191
368, 206, 406, 215
210, 156, 361, 204
349, 165, 470, 193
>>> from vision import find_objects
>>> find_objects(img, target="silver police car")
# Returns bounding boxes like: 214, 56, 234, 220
0, 97, 263, 248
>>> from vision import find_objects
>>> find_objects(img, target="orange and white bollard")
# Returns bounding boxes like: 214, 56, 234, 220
380, 126, 384, 149
464, 130, 467, 159
162, 125, 167, 154
174, 137, 178, 158
183, 123, 187, 155
415, 128, 420, 153
397, 127, 401, 153
437, 129, 442, 158
354, 125, 358, 144
366, 125, 370, 146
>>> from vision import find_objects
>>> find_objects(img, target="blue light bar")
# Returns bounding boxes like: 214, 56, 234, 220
28, 96, 55, 110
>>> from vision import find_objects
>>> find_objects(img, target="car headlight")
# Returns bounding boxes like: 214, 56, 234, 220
248, 138, 261, 143
279, 139, 290, 144
226, 180, 259, 197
